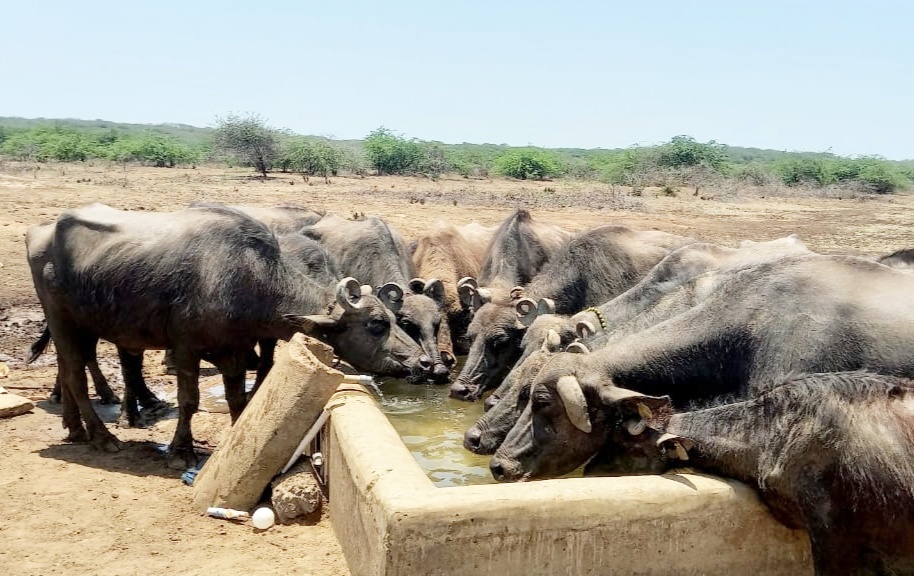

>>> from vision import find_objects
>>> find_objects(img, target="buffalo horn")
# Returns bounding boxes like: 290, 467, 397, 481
378, 282, 406, 312
537, 298, 556, 315
565, 341, 590, 354
408, 277, 427, 294
336, 277, 364, 312
555, 375, 591, 433
516, 297, 539, 326
576, 320, 597, 339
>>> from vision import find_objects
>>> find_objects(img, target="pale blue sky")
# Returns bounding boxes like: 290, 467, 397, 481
2, 1, 911, 158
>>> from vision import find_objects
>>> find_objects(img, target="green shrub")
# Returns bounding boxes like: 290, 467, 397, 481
363, 127, 423, 175
280, 137, 344, 178
776, 157, 831, 186
657, 135, 728, 172
493, 148, 563, 180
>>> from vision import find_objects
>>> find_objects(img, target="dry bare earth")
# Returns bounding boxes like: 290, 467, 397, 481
1, 162, 913, 576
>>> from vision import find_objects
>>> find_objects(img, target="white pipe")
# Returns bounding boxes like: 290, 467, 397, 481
282, 408, 331, 474
281, 374, 374, 475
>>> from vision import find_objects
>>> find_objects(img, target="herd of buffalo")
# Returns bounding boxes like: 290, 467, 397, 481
25, 202, 914, 574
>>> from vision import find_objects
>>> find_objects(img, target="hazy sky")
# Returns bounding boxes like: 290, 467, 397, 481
3, 0, 911, 158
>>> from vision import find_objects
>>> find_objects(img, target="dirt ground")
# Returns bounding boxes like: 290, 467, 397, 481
1, 162, 913, 576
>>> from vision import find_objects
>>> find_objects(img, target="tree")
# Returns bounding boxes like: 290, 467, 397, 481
363, 127, 422, 175
214, 113, 281, 178
493, 148, 563, 180
657, 135, 728, 172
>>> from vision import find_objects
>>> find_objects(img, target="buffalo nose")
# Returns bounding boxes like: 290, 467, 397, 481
489, 459, 507, 482
432, 363, 451, 384
449, 382, 471, 399
464, 427, 482, 452
483, 394, 500, 412
418, 354, 434, 372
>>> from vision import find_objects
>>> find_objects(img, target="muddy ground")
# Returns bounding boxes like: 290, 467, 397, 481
1, 162, 913, 575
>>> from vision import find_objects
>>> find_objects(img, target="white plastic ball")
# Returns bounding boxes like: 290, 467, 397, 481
252, 507, 275, 530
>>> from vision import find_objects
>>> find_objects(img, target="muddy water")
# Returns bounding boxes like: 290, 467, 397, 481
378, 375, 495, 488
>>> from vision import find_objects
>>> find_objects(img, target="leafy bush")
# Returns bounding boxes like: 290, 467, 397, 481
657, 135, 728, 172
493, 148, 563, 180
214, 113, 282, 177
733, 163, 775, 186
363, 127, 424, 175
280, 137, 344, 179
107, 133, 200, 167
776, 157, 831, 186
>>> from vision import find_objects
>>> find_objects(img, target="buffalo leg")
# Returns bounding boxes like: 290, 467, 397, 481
250, 339, 276, 398
212, 351, 248, 424
87, 359, 120, 405
167, 347, 201, 470
116, 348, 170, 427
54, 328, 120, 452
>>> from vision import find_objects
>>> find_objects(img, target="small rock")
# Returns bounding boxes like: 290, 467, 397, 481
0, 393, 34, 419
271, 462, 323, 523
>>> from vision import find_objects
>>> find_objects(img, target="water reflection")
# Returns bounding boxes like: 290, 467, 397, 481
378, 374, 495, 488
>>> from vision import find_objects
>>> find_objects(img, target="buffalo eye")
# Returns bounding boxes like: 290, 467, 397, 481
532, 392, 552, 411
367, 318, 388, 335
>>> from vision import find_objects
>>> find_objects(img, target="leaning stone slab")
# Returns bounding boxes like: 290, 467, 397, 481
271, 461, 323, 523
0, 392, 34, 418
192, 334, 344, 513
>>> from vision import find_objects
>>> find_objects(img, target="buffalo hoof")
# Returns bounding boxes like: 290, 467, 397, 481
167, 448, 198, 470
97, 391, 122, 405
92, 436, 122, 453
65, 428, 90, 443
48, 392, 62, 404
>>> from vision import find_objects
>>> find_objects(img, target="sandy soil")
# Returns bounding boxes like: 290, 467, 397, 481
1, 161, 913, 575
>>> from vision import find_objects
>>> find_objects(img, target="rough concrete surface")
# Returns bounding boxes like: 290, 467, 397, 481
192, 335, 344, 513
272, 461, 323, 523
328, 393, 814, 576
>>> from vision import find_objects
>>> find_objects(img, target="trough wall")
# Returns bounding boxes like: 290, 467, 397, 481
327, 390, 813, 576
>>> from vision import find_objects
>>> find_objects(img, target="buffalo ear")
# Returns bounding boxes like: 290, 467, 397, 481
599, 386, 671, 419
423, 278, 446, 308
283, 313, 339, 335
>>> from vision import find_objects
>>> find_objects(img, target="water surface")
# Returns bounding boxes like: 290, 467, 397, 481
378, 376, 495, 487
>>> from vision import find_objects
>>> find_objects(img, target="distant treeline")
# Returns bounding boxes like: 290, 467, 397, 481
1, 116, 912, 194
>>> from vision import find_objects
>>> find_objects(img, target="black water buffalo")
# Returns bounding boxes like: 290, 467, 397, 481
488, 254, 914, 482
27, 203, 431, 467
412, 221, 496, 355
475, 235, 811, 420
302, 214, 452, 383
451, 225, 694, 401
456, 209, 571, 312
593, 371, 914, 576
29, 220, 346, 426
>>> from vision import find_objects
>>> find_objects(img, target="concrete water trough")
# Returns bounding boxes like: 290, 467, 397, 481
321, 387, 814, 576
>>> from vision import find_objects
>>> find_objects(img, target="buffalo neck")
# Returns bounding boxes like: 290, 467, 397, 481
664, 403, 763, 485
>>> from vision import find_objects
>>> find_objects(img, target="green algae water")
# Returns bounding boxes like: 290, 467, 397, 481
378, 373, 496, 488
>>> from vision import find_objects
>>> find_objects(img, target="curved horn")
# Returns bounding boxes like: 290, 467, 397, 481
576, 320, 596, 339
423, 278, 445, 307
408, 277, 426, 294
537, 298, 556, 315
457, 277, 478, 290
515, 297, 539, 326
336, 277, 363, 312
510, 286, 525, 300
540, 329, 561, 352
378, 282, 405, 312
565, 341, 591, 354
555, 375, 591, 433
657, 433, 694, 460
458, 277, 478, 308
